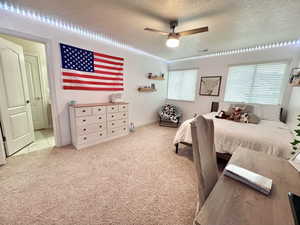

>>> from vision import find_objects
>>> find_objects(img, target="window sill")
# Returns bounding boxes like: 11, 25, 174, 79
166, 98, 196, 103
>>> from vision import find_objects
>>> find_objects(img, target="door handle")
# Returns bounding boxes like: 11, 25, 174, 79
26, 100, 30, 104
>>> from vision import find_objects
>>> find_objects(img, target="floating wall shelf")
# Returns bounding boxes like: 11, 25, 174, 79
149, 76, 165, 80
138, 87, 157, 92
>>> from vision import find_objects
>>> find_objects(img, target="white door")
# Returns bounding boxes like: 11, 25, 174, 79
0, 37, 34, 156
25, 54, 46, 130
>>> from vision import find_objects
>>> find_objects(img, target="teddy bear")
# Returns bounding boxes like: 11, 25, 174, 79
240, 113, 249, 123
229, 107, 242, 122
215, 110, 229, 119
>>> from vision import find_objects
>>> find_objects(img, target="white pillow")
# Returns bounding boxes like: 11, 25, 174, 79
251, 104, 281, 121
260, 105, 281, 121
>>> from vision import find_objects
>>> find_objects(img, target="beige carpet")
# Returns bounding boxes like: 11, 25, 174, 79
0, 124, 198, 225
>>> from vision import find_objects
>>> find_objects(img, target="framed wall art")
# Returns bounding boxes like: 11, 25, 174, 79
199, 76, 222, 96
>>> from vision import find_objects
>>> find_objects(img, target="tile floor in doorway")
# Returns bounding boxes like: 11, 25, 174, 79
14, 129, 55, 156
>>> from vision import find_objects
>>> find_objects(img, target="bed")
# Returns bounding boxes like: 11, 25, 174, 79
174, 103, 294, 160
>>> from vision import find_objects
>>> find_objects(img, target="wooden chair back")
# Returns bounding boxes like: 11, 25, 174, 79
191, 115, 218, 211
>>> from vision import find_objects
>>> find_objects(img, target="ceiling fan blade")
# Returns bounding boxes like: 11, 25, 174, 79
177, 26, 209, 36
144, 28, 170, 35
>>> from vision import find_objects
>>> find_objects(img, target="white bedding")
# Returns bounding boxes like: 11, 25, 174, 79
173, 112, 294, 159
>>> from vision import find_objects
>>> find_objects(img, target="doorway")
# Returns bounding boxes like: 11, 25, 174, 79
0, 33, 55, 157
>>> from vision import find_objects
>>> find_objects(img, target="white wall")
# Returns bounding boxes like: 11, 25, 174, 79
0, 10, 168, 146
167, 47, 300, 120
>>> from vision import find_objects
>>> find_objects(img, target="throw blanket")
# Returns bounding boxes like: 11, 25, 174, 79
159, 104, 179, 123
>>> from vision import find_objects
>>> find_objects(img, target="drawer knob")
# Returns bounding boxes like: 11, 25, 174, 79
112, 131, 114, 133
83, 128, 86, 131
99, 133, 102, 136
123, 114, 125, 116
83, 119, 86, 122
98, 117, 102, 119
112, 115, 114, 117
83, 137, 87, 140
82, 110, 86, 112
112, 123, 114, 125
98, 109, 101, 111
123, 128, 126, 130
99, 125, 102, 128
112, 107, 114, 109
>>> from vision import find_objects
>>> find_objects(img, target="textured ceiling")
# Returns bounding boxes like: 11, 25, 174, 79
6, 0, 300, 60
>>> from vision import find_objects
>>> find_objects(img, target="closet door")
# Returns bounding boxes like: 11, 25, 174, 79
25, 54, 46, 130
0, 37, 34, 156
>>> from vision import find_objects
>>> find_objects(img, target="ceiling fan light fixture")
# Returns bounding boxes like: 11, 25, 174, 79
166, 35, 180, 48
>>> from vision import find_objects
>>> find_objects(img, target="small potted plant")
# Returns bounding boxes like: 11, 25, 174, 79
291, 114, 300, 155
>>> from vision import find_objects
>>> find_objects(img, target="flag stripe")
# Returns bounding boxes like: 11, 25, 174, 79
63, 79, 123, 86
63, 72, 124, 81
94, 64, 123, 71
63, 86, 124, 91
94, 58, 124, 66
94, 52, 124, 61
94, 70, 123, 76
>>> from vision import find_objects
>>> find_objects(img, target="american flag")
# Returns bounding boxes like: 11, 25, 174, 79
60, 43, 124, 91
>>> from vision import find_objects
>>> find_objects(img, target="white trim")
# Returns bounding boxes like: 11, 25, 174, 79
0, 27, 62, 146
0, 126, 6, 165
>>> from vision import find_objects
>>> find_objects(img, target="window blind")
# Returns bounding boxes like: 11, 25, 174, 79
167, 70, 198, 101
224, 62, 287, 105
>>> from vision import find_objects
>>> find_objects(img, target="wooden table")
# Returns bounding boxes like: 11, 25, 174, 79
195, 149, 300, 225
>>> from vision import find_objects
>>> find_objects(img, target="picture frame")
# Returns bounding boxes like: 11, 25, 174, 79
199, 76, 222, 96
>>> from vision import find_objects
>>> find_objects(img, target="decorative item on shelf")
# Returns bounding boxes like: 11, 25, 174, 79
289, 68, 300, 86
147, 73, 165, 80
199, 76, 222, 96
151, 83, 156, 89
109, 93, 123, 103
138, 85, 157, 92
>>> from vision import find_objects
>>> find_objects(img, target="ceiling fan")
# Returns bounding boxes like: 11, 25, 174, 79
144, 20, 208, 48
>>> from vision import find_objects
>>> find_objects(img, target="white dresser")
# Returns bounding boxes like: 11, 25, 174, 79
69, 102, 129, 149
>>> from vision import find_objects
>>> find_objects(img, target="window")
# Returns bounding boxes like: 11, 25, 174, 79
224, 62, 288, 105
167, 69, 198, 101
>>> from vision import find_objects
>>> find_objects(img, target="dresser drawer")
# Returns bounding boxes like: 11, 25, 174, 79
75, 107, 92, 117
107, 119, 127, 129
107, 112, 122, 121
108, 126, 128, 136
119, 104, 128, 112
119, 119, 128, 127
107, 119, 128, 128
77, 135, 90, 144
94, 114, 107, 123
107, 120, 119, 129
94, 130, 107, 139
77, 122, 106, 135
107, 105, 118, 113
96, 122, 106, 131
76, 116, 94, 126
92, 106, 106, 115
120, 112, 128, 119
